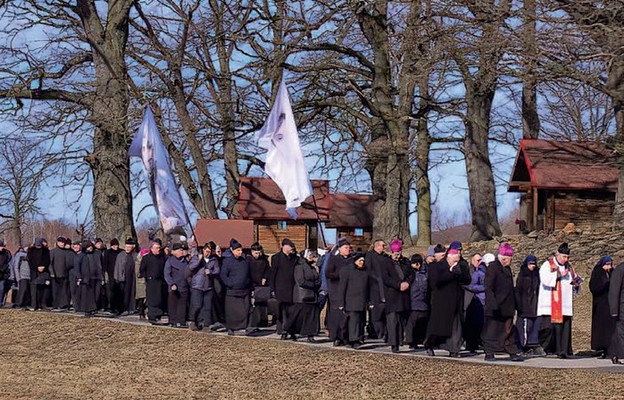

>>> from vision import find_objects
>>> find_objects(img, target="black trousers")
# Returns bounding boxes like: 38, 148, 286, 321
189, 288, 214, 326
386, 311, 407, 347
367, 302, 386, 340
610, 318, 624, 358
17, 279, 30, 308
145, 278, 165, 321
326, 298, 346, 341
276, 302, 295, 335
405, 310, 429, 346
30, 282, 50, 310
482, 315, 520, 355
51, 277, 70, 309
463, 299, 484, 352
539, 316, 573, 356
168, 290, 188, 325
344, 311, 366, 344
69, 269, 79, 309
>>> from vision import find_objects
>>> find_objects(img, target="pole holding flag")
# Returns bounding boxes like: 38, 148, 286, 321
257, 77, 313, 219
129, 106, 194, 242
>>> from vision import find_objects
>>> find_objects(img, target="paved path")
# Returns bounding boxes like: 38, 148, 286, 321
93, 312, 624, 371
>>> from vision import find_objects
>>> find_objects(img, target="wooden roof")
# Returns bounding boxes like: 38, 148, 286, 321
237, 177, 330, 221
325, 193, 374, 228
508, 139, 619, 193
194, 219, 255, 250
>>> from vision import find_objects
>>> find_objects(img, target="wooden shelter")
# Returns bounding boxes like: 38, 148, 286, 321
325, 193, 374, 251
236, 177, 331, 254
508, 139, 619, 232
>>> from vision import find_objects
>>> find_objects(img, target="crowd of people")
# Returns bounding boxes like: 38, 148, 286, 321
1, 235, 624, 364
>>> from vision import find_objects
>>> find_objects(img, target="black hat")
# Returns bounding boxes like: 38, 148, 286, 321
250, 242, 263, 252
154, 238, 163, 246
433, 244, 446, 254
56, 236, 66, 243
172, 242, 187, 251
281, 238, 295, 248
558, 242, 570, 255
110, 238, 119, 246
64, 238, 72, 246
337, 237, 350, 248
230, 239, 242, 250
125, 238, 136, 246
410, 254, 424, 265
0, 240, 5, 247
352, 252, 366, 262
82, 240, 93, 249
94, 238, 103, 244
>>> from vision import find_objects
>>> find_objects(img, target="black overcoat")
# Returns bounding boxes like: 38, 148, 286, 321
426, 259, 471, 337
270, 251, 297, 303
590, 262, 615, 350
336, 265, 370, 312
484, 260, 516, 318
380, 257, 413, 313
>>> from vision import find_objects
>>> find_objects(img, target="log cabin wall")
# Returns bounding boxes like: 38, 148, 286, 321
255, 220, 316, 254
543, 191, 615, 232
336, 228, 373, 251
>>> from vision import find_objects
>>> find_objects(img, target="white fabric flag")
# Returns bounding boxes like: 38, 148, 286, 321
257, 78, 313, 219
129, 107, 189, 232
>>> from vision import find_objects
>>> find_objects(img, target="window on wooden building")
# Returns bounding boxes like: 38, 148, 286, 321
354, 228, 364, 237
277, 221, 288, 231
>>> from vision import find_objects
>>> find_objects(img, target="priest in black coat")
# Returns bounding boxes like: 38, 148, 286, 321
325, 237, 352, 345
609, 261, 624, 364
269, 238, 298, 337
139, 241, 167, 323
590, 256, 615, 357
425, 242, 471, 357
113, 238, 138, 315
364, 240, 389, 340
28, 237, 51, 310
482, 243, 522, 362
249, 242, 270, 328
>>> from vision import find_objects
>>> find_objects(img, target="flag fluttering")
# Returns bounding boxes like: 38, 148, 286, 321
129, 107, 189, 232
257, 78, 313, 219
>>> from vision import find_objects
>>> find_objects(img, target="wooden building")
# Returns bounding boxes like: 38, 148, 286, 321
194, 219, 255, 251
325, 193, 374, 251
508, 139, 619, 233
236, 177, 331, 254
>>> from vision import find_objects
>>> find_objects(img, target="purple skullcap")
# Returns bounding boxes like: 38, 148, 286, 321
389, 239, 403, 253
498, 242, 514, 257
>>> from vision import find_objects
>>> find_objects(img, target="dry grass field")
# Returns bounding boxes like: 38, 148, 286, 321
0, 293, 622, 400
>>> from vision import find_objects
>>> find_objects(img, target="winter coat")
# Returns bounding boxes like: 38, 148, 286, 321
336, 264, 370, 312
189, 256, 220, 291
465, 264, 486, 307
515, 258, 540, 318
427, 259, 471, 337
293, 257, 320, 304
0, 248, 12, 281
325, 253, 353, 301
248, 255, 269, 287
114, 251, 137, 283
139, 252, 166, 280
484, 259, 516, 318
590, 257, 615, 350
77, 251, 104, 281
220, 250, 251, 297
410, 265, 429, 311
28, 245, 50, 285
365, 249, 390, 304
164, 255, 197, 293
270, 251, 298, 303
49, 247, 70, 278
609, 263, 624, 319
380, 256, 414, 313
10, 250, 29, 281
102, 248, 122, 282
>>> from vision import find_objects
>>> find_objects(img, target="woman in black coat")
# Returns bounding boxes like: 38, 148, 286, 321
28, 237, 51, 310
284, 253, 321, 342
336, 253, 370, 348
514, 255, 542, 354
590, 256, 615, 357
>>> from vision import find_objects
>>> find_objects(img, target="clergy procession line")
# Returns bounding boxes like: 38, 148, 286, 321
1, 235, 624, 366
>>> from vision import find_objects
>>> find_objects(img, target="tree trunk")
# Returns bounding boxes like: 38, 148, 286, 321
366, 122, 412, 243
79, 0, 136, 241
464, 91, 502, 242
415, 118, 432, 246
521, 0, 540, 139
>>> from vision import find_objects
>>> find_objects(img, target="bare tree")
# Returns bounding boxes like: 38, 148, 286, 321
0, 138, 49, 247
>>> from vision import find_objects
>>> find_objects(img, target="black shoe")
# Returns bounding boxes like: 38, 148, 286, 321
484, 354, 495, 362
281, 333, 289, 340
391, 346, 400, 353
197, 323, 204, 331
448, 352, 460, 358
333, 340, 343, 347
352, 342, 362, 350
291, 335, 298, 341
612, 356, 622, 365
509, 354, 524, 362
426, 348, 435, 357
189, 322, 198, 331
148, 319, 159, 325
227, 329, 235, 336
557, 354, 568, 359
307, 336, 318, 343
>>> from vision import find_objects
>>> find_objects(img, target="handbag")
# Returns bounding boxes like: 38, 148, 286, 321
253, 286, 271, 305
296, 286, 316, 302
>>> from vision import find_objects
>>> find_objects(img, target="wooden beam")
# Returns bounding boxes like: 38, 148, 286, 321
532, 188, 538, 231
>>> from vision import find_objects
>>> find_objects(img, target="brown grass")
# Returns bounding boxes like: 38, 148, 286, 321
0, 304, 622, 400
